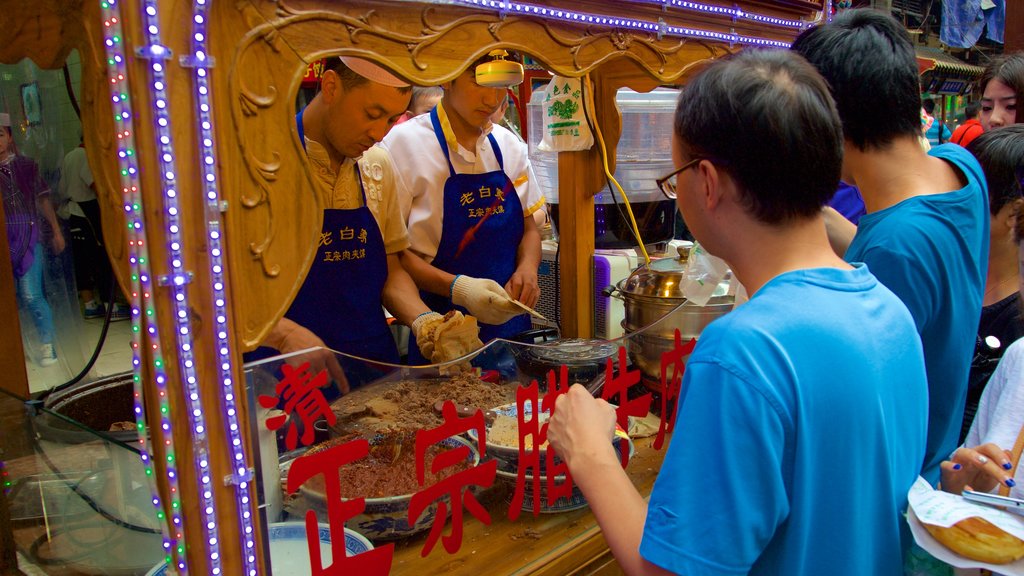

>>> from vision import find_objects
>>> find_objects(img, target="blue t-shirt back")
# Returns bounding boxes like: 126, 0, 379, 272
845, 143, 989, 484
640, 265, 928, 576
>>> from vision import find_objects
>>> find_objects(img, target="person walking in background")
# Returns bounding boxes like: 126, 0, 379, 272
949, 101, 983, 147
923, 98, 951, 146
57, 136, 129, 321
1, 112, 65, 366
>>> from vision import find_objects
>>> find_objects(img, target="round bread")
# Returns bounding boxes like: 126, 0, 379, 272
923, 516, 1024, 564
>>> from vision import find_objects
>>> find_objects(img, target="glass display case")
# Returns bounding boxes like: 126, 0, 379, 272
2, 303, 727, 575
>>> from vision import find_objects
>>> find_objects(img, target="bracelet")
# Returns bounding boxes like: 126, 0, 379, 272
449, 274, 462, 300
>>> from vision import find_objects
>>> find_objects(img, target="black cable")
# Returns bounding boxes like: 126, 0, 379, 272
62, 63, 81, 120
36, 270, 119, 403
579, 78, 647, 251
28, 434, 161, 536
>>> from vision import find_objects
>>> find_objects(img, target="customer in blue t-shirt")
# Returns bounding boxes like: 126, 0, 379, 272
794, 10, 990, 487
923, 98, 952, 146
547, 49, 928, 576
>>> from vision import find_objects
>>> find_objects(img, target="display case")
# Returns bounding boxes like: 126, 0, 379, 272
0, 0, 827, 573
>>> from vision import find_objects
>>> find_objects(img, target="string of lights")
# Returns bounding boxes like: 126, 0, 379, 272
186, 0, 260, 573
135, 0, 227, 572
98, 0, 183, 571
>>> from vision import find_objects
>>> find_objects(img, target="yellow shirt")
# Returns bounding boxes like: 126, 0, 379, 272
303, 138, 410, 255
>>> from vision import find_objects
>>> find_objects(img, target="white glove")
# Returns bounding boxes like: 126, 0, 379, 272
411, 311, 445, 362
450, 275, 524, 325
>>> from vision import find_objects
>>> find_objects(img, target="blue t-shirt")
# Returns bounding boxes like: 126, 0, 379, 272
845, 144, 989, 484
640, 265, 927, 576
926, 121, 952, 146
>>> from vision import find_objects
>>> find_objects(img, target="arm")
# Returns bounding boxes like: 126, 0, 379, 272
264, 317, 350, 393
505, 215, 541, 308
37, 192, 65, 254
382, 253, 430, 326
822, 206, 856, 257
548, 385, 675, 576
398, 248, 456, 299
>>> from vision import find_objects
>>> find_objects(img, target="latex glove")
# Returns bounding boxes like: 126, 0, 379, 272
411, 311, 445, 363
272, 320, 350, 394
450, 275, 523, 325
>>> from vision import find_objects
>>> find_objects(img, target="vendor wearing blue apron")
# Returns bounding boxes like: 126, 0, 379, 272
381, 54, 545, 365
252, 57, 475, 390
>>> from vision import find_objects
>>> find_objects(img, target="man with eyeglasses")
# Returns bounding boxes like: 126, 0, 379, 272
547, 49, 927, 576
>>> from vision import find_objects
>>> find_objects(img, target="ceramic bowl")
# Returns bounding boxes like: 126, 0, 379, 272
146, 521, 373, 575
296, 435, 480, 541
493, 435, 634, 514
470, 402, 629, 478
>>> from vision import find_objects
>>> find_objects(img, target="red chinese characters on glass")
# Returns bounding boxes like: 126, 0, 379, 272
601, 347, 650, 466
655, 330, 697, 450
258, 362, 337, 451
509, 365, 573, 519
410, 401, 497, 556
286, 439, 394, 575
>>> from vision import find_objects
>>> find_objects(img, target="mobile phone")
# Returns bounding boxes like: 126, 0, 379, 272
962, 489, 1024, 516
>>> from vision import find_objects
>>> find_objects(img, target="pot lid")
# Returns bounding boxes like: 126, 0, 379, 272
620, 249, 690, 299
526, 338, 619, 366
619, 246, 731, 300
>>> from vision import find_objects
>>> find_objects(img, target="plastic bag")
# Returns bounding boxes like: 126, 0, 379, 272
680, 242, 731, 307
538, 76, 594, 152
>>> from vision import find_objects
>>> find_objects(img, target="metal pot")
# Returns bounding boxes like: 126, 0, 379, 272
607, 247, 734, 385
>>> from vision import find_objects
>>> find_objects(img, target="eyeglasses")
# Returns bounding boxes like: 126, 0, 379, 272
656, 157, 705, 200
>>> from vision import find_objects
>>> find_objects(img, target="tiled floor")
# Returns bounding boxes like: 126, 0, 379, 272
23, 314, 134, 395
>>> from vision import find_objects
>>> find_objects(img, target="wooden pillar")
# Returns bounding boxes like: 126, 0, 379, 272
558, 61, 661, 339
0, 207, 29, 399
91, 0, 265, 573
1007, 0, 1024, 53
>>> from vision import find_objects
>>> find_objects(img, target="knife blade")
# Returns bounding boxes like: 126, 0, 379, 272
507, 297, 547, 321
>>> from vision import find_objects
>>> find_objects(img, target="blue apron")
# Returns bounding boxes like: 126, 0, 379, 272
247, 111, 398, 373
407, 108, 529, 364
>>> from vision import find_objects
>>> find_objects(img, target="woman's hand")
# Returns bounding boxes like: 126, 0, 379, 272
939, 443, 1016, 495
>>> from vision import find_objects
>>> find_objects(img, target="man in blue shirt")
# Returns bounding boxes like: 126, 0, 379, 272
547, 49, 928, 576
793, 10, 990, 486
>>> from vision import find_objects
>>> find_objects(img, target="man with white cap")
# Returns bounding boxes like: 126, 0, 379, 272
256, 56, 480, 390
1, 111, 65, 366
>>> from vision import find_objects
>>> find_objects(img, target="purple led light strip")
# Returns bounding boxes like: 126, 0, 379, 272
450, 0, 798, 47
98, 0, 182, 570
137, 0, 221, 572
186, 0, 260, 573
627, 0, 805, 28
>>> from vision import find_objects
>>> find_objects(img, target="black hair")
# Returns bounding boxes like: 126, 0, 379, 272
964, 101, 981, 119
324, 57, 412, 94
791, 9, 922, 150
922, 98, 936, 114
979, 52, 1024, 124
967, 125, 1024, 215
674, 49, 843, 225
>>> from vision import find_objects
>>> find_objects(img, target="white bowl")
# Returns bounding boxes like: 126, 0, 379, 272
145, 521, 373, 575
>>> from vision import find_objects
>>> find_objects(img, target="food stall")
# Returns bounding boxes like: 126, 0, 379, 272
0, 0, 825, 573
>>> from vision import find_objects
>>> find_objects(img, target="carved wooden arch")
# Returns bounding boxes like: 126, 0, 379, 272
220, 0, 773, 348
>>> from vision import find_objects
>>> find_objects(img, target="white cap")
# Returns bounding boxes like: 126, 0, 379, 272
339, 56, 409, 88
0, 113, 10, 127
